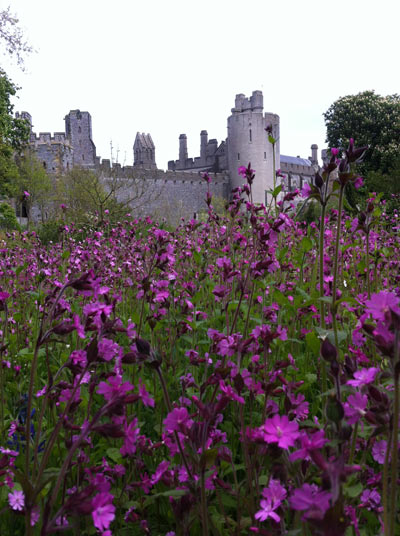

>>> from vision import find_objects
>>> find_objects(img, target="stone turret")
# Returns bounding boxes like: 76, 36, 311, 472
133, 133, 156, 169
310, 144, 318, 165
200, 130, 208, 164
179, 134, 188, 166
227, 90, 280, 205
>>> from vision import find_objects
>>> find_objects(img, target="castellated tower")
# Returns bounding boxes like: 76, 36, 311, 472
64, 110, 96, 168
227, 90, 280, 205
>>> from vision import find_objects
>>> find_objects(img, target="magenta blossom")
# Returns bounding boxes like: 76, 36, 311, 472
301, 182, 312, 198
262, 479, 287, 504
163, 407, 193, 433
97, 375, 134, 401
290, 430, 328, 461
290, 484, 331, 519
262, 414, 300, 449
364, 291, 400, 321
354, 176, 364, 189
372, 440, 389, 465
347, 367, 379, 388
254, 498, 280, 523
151, 460, 170, 485
344, 392, 368, 424
91, 492, 115, 532
8, 490, 25, 511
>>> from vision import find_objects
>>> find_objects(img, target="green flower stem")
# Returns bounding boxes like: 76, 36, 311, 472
383, 431, 392, 536
319, 203, 327, 396
348, 421, 358, 465
272, 141, 277, 214
155, 365, 193, 481
331, 185, 344, 351
389, 330, 400, 536
366, 231, 371, 299
200, 467, 209, 536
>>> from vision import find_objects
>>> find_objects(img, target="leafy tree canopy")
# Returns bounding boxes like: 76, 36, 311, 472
0, 69, 30, 196
324, 90, 400, 175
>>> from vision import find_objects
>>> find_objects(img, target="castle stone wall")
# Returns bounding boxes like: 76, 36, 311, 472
99, 164, 230, 223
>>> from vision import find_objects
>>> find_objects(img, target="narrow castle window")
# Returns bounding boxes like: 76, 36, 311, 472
237, 153, 240, 160
264, 152, 267, 159
249, 129, 252, 142
42, 161, 47, 169
78, 126, 81, 133
82, 154, 84, 161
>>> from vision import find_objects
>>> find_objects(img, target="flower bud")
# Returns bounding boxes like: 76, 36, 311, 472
315, 172, 324, 189
321, 338, 337, 362
326, 395, 344, 424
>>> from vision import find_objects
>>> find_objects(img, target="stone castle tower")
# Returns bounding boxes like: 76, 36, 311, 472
133, 132, 156, 169
64, 110, 96, 167
227, 90, 280, 205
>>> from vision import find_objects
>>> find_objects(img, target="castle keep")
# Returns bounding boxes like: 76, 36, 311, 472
18, 91, 320, 220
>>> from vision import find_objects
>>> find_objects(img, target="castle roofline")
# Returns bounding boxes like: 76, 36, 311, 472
280, 155, 312, 167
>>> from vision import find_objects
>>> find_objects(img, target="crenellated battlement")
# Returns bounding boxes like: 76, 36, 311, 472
30, 132, 72, 145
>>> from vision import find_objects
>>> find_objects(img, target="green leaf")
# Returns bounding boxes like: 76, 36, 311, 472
61, 250, 71, 260
15, 263, 28, 277
344, 481, 363, 498
200, 448, 218, 470
106, 448, 122, 463
305, 373, 317, 384
300, 236, 313, 253
272, 184, 282, 198
305, 332, 320, 355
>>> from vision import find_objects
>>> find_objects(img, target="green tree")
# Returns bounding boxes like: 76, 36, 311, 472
55, 167, 125, 224
324, 91, 400, 175
14, 148, 52, 225
0, 68, 30, 196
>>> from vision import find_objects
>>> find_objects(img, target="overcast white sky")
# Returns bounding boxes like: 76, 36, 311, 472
2, 0, 400, 170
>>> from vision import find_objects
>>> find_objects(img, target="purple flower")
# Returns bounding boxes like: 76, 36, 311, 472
23, 190, 30, 198
290, 484, 331, 519
138, 380, 155, 408
8, 490, 25, 511
151, 460, 170, 485
254, 498, 280, 523
97, 375, 134, 401
262, 414, 300, 449
364, 291, 400, 321
372, 440, 389, 464
344, 392, 368, 424
163, 407, 192, 433
354, 176, 364, 189
347, 367, 379, 388
301, 182, 312, 198
98, 338, 120, 362
359, 488, 382, 511
91, 492, 115, 531
219, 380, 245, 404
262, 479, 287, 504
290, 430, 328, 461
120, 418, 140, 456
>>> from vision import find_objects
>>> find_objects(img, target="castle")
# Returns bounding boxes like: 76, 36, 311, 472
17, 91, 321, 220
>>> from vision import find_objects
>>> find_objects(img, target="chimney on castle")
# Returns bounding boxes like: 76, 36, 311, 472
200, 130, 208, 164
179, 134, 188, 166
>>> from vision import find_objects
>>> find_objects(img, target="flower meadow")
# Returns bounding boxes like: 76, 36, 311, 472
0, 143, 399, 536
